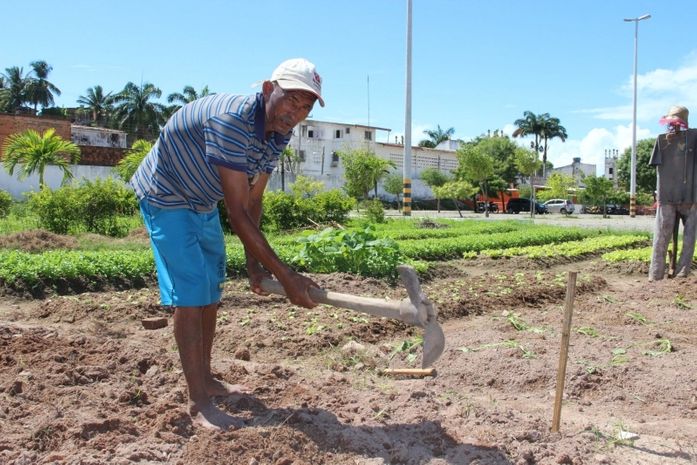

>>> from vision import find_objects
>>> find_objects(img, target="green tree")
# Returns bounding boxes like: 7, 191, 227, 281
115, 139, 153, 182
537, 172, 575, 202
433, 180, 478, 217
539, 115, 567, 178
339, 149, 394, 201
290, 175, 325, 198
26, 60, 61, 112
77, 85, 114, 126
1, 128, 80, 188
279, 146, 302, 191
382, 172, 403, 210
456, 143, 495, 217
581, 175, 615, 217
513, 111, 545, 175
420, 167, 451, 212
167, 85, 212, 108
462, 134, 520, 207
616, 138, 656, 194
513, 147, 542, 218
418, 125, 455, 148
0, 66, 31, 113
112, 82, 165, 140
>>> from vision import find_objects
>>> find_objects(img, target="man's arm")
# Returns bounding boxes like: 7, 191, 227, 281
217, 166, 317, 308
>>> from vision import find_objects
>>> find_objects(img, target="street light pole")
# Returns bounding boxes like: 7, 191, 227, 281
624, 13, 651, 218
403, 0, 413, 216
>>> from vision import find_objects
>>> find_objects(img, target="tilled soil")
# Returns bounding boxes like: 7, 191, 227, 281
0, 257, 696, 465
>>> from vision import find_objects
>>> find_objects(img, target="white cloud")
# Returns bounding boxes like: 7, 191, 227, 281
546, 124, 652, 176
583, 53, 697, 123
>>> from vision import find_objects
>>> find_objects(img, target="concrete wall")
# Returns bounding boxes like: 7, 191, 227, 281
0, 165, 120, 199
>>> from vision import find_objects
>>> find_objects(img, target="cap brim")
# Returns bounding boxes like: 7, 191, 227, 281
275, 78, 325, 107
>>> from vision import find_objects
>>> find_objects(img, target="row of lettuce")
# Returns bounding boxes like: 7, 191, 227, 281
0, 220, 652, 292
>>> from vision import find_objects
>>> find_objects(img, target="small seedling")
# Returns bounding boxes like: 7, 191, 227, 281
673, 294, 691, 310
625, 311, 648, 325
611, 348, 629, 365
576, 326, 599, 337
643, 338, 673, 357
305, 317, 326, 335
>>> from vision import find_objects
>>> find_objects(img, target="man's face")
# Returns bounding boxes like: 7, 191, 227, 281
264, 82, 316, 135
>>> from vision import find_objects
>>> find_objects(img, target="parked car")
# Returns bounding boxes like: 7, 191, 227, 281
606, 204, 630, 215
506, 198, 548, 214
580, 204, 630, 215
475, 201, 498, 213
543, 199, 575, 215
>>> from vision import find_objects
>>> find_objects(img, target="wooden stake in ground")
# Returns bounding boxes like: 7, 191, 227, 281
551, 271, 577, 433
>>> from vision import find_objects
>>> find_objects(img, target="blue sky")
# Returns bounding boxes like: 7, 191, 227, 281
3, 0, 696, 174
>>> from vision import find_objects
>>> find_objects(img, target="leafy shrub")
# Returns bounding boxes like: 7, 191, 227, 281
79, 178, 138, 237
27, 179, 137, 236
313, 189, 355, 223
361, 199, 386, 223
27, 186, 84, 235
261, 189, 355, 231
0, 190, 12, 218
261, 191, 310, 231
292, 226, 401, 278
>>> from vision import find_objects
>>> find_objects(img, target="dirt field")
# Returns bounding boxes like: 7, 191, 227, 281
1, 246, 696, 464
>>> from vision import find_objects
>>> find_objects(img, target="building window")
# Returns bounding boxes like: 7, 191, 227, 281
307, 129, 314, 138
335, 129, 342, 139
301, 125, 307, 137
331, 151, 339, 166
609, 167, 614, 175
364, 131, 372, 141
345, 127, 351, 134
298, 150, 306, 161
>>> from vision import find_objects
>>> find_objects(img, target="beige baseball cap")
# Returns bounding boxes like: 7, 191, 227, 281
271, 58, 324, 107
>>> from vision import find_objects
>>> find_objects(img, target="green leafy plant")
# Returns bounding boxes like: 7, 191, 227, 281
673, 294, 691, 310
576, 326, 599, 337
643, 338, 673, 357
0, 190, 12, 218
292, 225, 401, 279
625, 311, 648, 325
610, 348, 629, 365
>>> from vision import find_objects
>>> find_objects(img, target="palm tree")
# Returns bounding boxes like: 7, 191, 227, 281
2, 128, 81, 188
77, 85, 114, 126
164, 85, 213, 119
0, 76, 7, 112
167, 85, 212, 107
418, 125, 455, 148
115, 139, 153, 182
26, 60, 61, 112
1, 66, 31, 113
512, 111, 546, 176
111, 82, 165, 141
539, 117, 567, 178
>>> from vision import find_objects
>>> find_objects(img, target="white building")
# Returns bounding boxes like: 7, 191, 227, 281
604, 149, 620, 188
269, 119, 460, 200
551, 157, 596, 187
71, 126, 128, 148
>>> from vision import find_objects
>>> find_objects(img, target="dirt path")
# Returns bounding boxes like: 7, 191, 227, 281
1, 257, 695, 465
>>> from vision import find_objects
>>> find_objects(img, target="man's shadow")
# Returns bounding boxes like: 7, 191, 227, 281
211, 393, 514, 465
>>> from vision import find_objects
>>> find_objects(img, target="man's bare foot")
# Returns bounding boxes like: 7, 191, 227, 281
206, 377, 251, 397
190, 401, 245, 431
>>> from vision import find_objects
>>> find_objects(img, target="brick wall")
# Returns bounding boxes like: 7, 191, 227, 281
78, 146, 127, 166
0, 114, 71, 149
0, 114, 126, 166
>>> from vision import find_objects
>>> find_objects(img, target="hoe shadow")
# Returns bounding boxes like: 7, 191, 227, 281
216, 394, 514, 465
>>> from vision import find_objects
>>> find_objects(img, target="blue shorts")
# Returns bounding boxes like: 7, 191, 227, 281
139, 199, 226, 307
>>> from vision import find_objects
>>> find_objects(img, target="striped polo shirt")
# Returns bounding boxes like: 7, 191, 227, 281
130, 92, 290, 212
